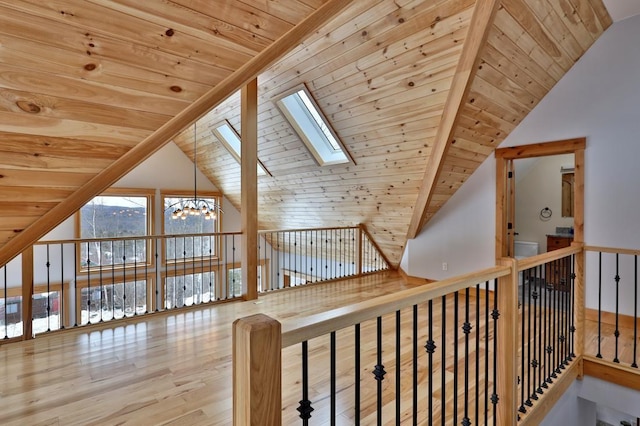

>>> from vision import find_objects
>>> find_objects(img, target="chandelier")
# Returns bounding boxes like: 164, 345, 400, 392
169, 123, 222, 220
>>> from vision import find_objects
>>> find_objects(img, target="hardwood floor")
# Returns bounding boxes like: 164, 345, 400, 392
0, 271, 632, 425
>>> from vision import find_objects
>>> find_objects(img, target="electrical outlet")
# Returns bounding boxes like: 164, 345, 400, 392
442, 262, 448, 271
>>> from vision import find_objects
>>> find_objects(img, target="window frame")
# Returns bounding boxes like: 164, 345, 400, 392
275, 84, 354, 167
75, 188, 155, 274
211, 120, 272, 176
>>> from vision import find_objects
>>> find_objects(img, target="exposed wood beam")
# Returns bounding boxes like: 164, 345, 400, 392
406, 0, 500, 239
0, 0, 353, 267
241, 78, 259, 301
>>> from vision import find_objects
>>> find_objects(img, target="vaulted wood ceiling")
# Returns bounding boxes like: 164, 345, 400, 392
0, 0, 611, 267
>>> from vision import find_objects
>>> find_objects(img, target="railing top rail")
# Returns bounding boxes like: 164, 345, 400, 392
516, 243, 582, 271
585, 245, 640, 256
258, 226, 357, 234
34, 231, 242, 246
280, 264, 510, 348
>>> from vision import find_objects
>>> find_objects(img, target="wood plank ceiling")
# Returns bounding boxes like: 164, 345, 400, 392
0, 0, 611, 267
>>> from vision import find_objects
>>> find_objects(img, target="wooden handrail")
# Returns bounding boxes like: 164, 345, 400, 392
585, 245, 640, 256
32, 231, 242, 246
516, 244, 582, 271
280, 264, 510, 348
258, 225, 358, 234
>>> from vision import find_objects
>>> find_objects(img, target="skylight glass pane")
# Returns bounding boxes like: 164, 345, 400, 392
212, 122, 268, 176
277, 87, 350, 166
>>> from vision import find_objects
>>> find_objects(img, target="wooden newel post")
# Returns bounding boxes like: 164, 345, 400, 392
22, 247, 34, 340
496, 257, 518, 425
233, 314, 282, 426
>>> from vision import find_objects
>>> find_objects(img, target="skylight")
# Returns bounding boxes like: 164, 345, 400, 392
211, 121, 270, 176
276, 86, 352, 166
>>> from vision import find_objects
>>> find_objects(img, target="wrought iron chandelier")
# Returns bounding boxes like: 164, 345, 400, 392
170, 123, 222, 220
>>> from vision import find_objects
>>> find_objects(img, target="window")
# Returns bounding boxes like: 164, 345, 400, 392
77, 190, 153, 270
276, 86, 352, 166
163, 192, 221, 261
211, 120, 271, 176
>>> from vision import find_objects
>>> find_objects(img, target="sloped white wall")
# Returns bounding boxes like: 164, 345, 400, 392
403, 14, 640, 286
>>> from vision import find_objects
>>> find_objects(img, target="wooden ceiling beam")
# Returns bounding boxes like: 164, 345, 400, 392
0, 0, 353, 267
406, 0, 500, 239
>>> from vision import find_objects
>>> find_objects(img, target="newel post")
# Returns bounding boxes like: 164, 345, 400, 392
573, 242, 585, 376
496, 257, 518, 425
356, 224, 363, 276
233, 314, 282, 426
22, 247, 34, 340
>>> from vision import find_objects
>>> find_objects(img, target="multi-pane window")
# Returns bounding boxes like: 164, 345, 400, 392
77, 191, 152, 270
163, 193, 221, 262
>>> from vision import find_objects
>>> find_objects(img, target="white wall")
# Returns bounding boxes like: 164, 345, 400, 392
402, 14, 640, 288
540, 379, 596, 426
404, 156, 496, 280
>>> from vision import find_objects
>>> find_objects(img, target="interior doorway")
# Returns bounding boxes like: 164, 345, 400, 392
495, 138, 585, 260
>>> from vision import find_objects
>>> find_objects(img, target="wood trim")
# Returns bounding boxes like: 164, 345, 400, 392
406, 0, 500, 239
496, 257, 517, 426
518, 359, 581, 426
585, 307, 640, 330
574, 148, 585, 242
280, 264, 510, 347
516, 244, 582, 271
22, 246, 34, 340
585, 245, 640, 256
574, 243, 585, 371
584, 355, 640, 391
233, 314, 282, 426
0, 0, 354, 268
495, 153, 507, 259
241, 78, 259, 301
494, 137, 586, 160
397, 267, 435, 286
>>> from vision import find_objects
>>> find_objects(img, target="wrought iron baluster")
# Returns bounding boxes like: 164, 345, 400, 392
412, 304, 418, 425
614, 253, 621, 363
426, 300, 435, 425
597, 251, 603, 358
355, 323, 361, 424
462, 288, 471, 426
373, 316, 386, 426
453, 292, 459, 425
297, 341, 314, 425
396, 310, 401, 424
491, 279, 499, 426
441, 294, 447, 426
634, 255, 639, 368
331, 331, 336, 425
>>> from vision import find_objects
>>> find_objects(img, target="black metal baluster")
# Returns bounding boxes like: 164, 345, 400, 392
537, 265, 544, 394
331, 331, 336, 425
526, 269, 534, 403
3, 265, 7, 338
396, 310, 401, 424
293, 231, 297, 284
634, 256, 639, 368
614, 253, 621, 363
134, 240, 138, 313
453, 292, 459, 425
597, 251, 603, 358
492, 280, 499, 426
46, 244, 51, 332
569, 256, 576, 359
73, 243, 78, 327
209, 235, 213, 300
551, 260, 558, 378
412, 304, 418, 426
426, 300, 435, 425
519, 267, 527, 413
475, 284, 480, 423
298, 341, 314, 425
531, 267, 539, 401
232, 234, 236, 297
441, 295, 447, 426
484, 283, 490, 425
86, 241, 91, 324
463, 288, 471, 426
122, 240, 128, 315
560, 257, 567, 367
111, 241, 116, 318
60, 244, 65, 329
542, 267, 550, 388
355, 323, 361, 424
373, 316, 386, 426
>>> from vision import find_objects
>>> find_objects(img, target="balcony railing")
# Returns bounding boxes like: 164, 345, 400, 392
0, 225, 389, 341
233, 245, 593, 425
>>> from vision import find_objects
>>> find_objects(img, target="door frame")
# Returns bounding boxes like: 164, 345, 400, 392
495, 137, 585, 259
